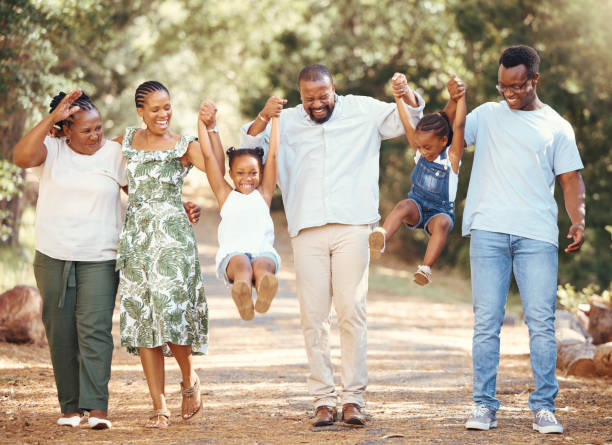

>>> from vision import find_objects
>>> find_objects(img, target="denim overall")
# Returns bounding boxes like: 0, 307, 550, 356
406, 148, 455, 235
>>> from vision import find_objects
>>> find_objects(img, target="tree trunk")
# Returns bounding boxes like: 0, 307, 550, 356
555, 310, 597, 377
0, 107, 27, 246
588, 301, 612, 345
593, 343, 612, 377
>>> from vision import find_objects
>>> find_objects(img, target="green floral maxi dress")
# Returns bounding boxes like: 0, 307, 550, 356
117, 127, 208, 355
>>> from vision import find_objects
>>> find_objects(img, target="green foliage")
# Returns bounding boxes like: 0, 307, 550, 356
558, 283, 611, 314
3, 0, 611, 290
0, 160, 24, 242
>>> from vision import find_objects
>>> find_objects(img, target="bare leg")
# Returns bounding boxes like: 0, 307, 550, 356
252, 257, 278, 314
139, 347, 167, 411
382, 199, 420, 241
252, 257, 276, 288
226, 255, 254, 288
423, 214, 453, 267
226, 255, 255, 320
167, 343, 201, 419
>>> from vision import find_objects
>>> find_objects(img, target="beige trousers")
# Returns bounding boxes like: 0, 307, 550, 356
291, 223, 369, 408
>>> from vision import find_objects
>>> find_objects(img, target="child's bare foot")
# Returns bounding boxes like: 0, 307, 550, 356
414, 265, 432, 286
231, 280, 254, 320
255, 272, 278, 314
369, 227, 387, 260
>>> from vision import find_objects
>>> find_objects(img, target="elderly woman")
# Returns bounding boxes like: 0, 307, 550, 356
12, 90, 200, 430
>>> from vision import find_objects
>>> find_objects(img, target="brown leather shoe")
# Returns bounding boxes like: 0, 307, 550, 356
342, 403, 366, 425
313, 405, 337, 427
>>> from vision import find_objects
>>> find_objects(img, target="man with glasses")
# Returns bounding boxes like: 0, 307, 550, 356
461, 45, 586, 434
240, 64, 433, 426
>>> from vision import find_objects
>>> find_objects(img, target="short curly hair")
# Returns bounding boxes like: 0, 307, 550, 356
499, 45, 540, 78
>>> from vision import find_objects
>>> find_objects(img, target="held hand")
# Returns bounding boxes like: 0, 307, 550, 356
198, 101, 218, 129
447, 75, 466, 101
50, 89, 83, 123
564, 223, 585, 253
260, 96, 287, 121
391, 73, 410, 98
183, 201, 201, 225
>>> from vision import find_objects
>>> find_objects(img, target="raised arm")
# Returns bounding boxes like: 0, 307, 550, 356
392, 73, 417, 149
199, 101, 225, 176
246, 96, 287, 137
442, 75, 465, 125
558, 170, 586, 253
448, 92, 466, 174
197, 101, 232, 208
260, 116, 280, 206
13, 89, 82, 168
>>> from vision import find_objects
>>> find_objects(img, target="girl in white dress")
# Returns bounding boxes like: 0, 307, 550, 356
197, 101, 281, 321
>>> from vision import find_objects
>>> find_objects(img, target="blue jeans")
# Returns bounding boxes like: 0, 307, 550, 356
470, 230, 559, 412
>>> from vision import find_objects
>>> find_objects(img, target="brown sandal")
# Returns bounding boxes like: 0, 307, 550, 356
145, 409, 171, 428
180, 374, 202, 421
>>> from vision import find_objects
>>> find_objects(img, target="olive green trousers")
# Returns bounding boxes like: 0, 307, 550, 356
33, 251, 118, 413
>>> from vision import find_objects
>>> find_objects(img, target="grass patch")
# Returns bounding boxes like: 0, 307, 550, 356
0, 206, 36, 293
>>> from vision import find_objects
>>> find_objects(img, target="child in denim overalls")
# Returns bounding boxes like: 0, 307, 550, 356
370, 74, 466, 285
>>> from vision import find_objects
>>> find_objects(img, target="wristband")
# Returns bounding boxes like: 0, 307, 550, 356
207, 125, 219, 133
258, 113, 269, 123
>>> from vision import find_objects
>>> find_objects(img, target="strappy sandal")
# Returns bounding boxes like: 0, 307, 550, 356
180, 374, 202, 421
145, 409, 171, 428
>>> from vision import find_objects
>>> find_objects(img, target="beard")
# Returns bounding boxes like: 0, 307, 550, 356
307, 104, 333, 124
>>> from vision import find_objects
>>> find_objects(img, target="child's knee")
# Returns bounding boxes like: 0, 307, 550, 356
395, 199, 416, 217
430, 215, 452, 233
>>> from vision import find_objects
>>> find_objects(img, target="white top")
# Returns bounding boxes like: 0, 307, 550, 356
413, 147, 459, 202
32, 137, 127, 261
215, 190, 280, 278
240, 93, 425, 237
462, 101, 584, 246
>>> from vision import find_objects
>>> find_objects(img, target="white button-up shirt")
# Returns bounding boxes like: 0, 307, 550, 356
240, 93, 425, 238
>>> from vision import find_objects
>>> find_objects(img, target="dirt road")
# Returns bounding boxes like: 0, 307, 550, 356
1, 200, 611, 444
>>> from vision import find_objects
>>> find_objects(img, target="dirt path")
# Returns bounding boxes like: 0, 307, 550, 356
1, 196, 611, 444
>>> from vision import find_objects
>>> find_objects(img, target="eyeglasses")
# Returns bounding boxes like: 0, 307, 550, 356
496, 78, 531, 94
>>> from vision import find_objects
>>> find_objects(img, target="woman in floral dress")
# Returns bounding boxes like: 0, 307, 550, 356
115, 81, 224, 428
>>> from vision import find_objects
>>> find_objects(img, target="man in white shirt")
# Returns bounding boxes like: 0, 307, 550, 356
461, 45, 586, 434
240, 64, 426, 426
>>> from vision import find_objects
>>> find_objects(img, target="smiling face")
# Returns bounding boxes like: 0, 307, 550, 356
229, 154, 262, 194
497, 64, 539, 110
63, 109, 104, 154
299, 77, 335, 124
137, 90, 172, 134
414, 130, 448, 162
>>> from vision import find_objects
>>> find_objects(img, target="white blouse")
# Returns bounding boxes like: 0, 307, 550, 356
32, 136, 127, 261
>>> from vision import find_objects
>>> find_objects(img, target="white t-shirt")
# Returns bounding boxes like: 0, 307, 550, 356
413, 147, 459, 202
215, 189, 280, 279
462, 101, 584, 247
32, 137, 127, 261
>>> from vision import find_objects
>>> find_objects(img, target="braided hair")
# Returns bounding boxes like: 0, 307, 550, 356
226, 147, 264, 171
135, 80, 169, 108
49, 91, 97, 131
415, 111, 453, 146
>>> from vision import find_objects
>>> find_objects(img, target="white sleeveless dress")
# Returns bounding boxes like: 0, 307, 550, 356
215, 189, 281, 280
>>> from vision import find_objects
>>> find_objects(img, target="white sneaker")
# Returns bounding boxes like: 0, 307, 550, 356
533, 409, 563, 434
368, 227, 387, 259
57, 415, 85, 427
413, 265, 432, 286
88, 416, 112, 430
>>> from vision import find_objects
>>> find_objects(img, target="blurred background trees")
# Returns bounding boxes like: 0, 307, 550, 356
1, 0, 610, 291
